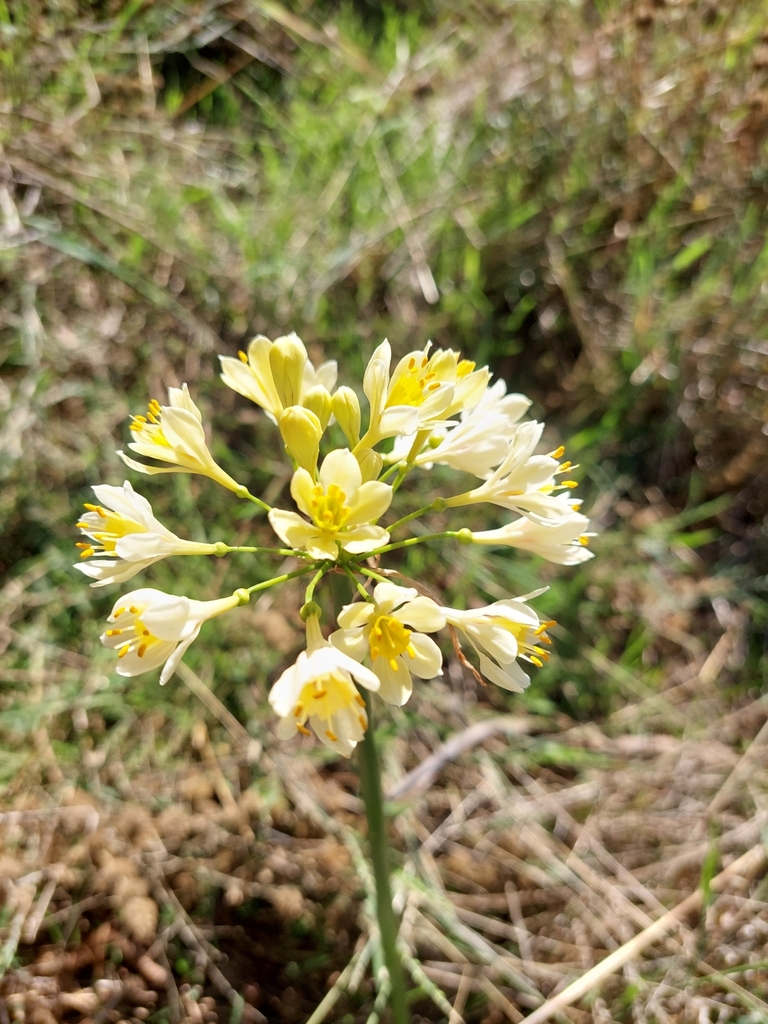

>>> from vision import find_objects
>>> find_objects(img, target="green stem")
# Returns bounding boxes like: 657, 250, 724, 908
358, 693, 410, 1024
242, 490, 273, 513
222, 545, 310, 557
244, 564, 317, 596
378, 461, 404, 484
342, 564, 374, 602
386, 501, 440, 534
359, 566, 390, 585
304, 563, 330, 605
366, 530, 461, 557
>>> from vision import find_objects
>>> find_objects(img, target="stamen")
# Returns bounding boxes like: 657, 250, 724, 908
113, 607, 125, 618
548, 445, 566, 459
408, 356, 416, 370
560, 480, 579, 489
389, 658, 398, 671
296, 723, 311, 736
105, 629, 123, 636
355, 694, 365, 708
83, 503, 107, 518
358, 714, 367, 729
294, 702, 304, 717
325, 729, 338, 742
428, 382, 441, 391
313, 689, 327, 699
538, 635, 552, 645
529, 656, 543, 668
118, 644, 131, 658
238, 350, 248, 363
137, 643, 147, 657
578, 535, 590, 546
129, 605, 139, 614
79, 546, 95, 559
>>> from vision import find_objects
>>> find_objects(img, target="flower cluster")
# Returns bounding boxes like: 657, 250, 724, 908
78, 333, 594, 756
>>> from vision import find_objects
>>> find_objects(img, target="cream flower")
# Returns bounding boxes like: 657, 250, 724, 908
75, 481, 221, 587
269, 614, 380, 757
441, 592, 553, 692
360, 340, 459, 446
268, 448, 392, 560
101, 588, 245, 685
331, 582, 445, 706
118, 385, 246, 495
219, 332, 337, 423
444, 421, 579, 525
388, 380, 532, 477
470, 505, 595, 565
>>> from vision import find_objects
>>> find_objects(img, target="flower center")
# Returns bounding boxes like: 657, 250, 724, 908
105, 603, 162, 660
76, 504, 147, 558
368, 614, 414, 670
490, 616, 555, 668
293, 672, 366, 742
386, 355, 442, 409
130, 399, 172, 447
309, 483, 352, 533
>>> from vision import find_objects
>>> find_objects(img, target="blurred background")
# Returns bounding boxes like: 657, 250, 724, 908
2, 2, 768, 1022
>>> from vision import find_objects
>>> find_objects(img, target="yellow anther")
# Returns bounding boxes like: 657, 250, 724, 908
118, 644, 131, 658
75, 541, 90, 548
408, 356, 416, 369
79, 546, 95, 559
83, 503, 107, 517
506, 489, 524, 496
137, 643, 147, 658
75, 521, 88, 530
133, 414, 147, 422
428, 381, 441, 391
114, 607, 125, 618
105, 629, 123, 637
370, 646, 380, 659
578, 535, 590, 546
129, 605, 139, 614
293, 702, 304, 717
420, 356, 428, 368
355, 694, 365, 708
325, 729, 338, 742
529, 656, 543, 668
538, 635, 552, 645
147, 412, 159, 424
313, 689, 327, 699
358, 714, 367, 729
548, 445, 566, 459
560, 480, 579, 489
296, 723, 311, 736
389, 658, 398, 671
407, 644, 415, 659
535, 620, 556, 633
238, 350, 248, 362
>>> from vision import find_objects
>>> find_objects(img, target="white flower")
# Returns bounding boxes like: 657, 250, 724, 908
330, 582, 445, 706
219, 333, 337, 423
269, 614, 380, 757
75, 481, 221, 587
445, 421, 579, 524
388, 379, 532, 477
470, 504, 595, 565
441, 592, 553, 692
101, 588, 244, 685
360, 340, 459, 446
268, 448, 392, 560
118, 385, 246, 495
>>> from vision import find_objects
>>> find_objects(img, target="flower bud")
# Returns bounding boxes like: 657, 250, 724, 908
355, 447, 383, 482
331, 386, 361, 447
269, 333, 307, 409
302, 385, 332, 430
279, 406, 322, 474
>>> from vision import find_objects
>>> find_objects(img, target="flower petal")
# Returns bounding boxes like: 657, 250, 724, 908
346, 481, 393, 527
318, 448, 361, 495
407, 633, 443, 679
397, 596, 445, 633
477, 652, 530, 692
339, 525, 389, 554
374, 656, 413, 706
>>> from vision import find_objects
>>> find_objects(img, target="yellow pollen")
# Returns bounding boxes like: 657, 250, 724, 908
538, 635, 552, 645
113, 607, 125, 618
147, 411, 159, 424
83, 503, 107, 517
578, 535, 590, 546
548, 445, 566, 459
406, 644, 415, 659
294, 702, 304, 717
296, 723, 311, 736
75, 541, 91, 549
133, 414, 147, 422
137, 643, 148, 658
560, 480, 579, 489
238, 350, 248, 362
368, 615, 412, 664
420, 356, 428, 368
535, 620, 556, 633
408, 356, 416, 369
118, 644, 130, 658
129, 605, 139, 614
529, 656, 543, 668
310, 483, 352, 534
105, 628, 123, 636
325, 730, 338, 742
79, 546, 95, 559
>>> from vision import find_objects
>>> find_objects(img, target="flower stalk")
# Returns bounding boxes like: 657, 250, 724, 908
358, 691, 410, 1024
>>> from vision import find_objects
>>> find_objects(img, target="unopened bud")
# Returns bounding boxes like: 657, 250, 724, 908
269, 333, 307, 409
279, 406, 322, 474
302, 385, 332, 430
355, 447, 383, 482
331, 387, 361, 447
